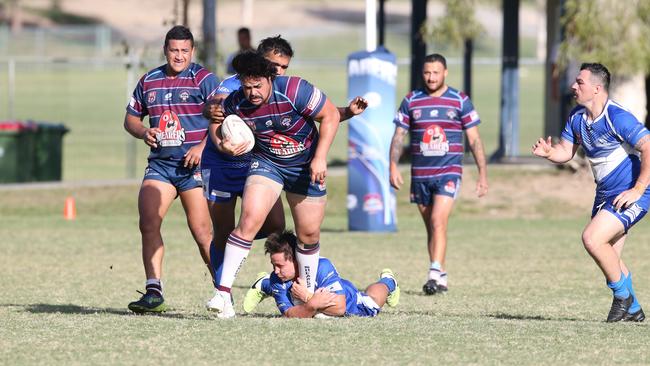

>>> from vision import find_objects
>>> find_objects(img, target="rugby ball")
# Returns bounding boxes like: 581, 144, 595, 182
221, 114, 254, 153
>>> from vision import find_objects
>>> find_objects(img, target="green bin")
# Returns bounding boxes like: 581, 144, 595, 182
0, 121, 37, 183
33, 122, 69, 181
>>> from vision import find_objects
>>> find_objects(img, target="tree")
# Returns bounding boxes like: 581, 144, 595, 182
559, 0, 650, 121
424, 0, 484, 49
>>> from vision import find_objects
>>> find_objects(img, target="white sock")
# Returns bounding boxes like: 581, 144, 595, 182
296, 241, 320, 293
218, 233, 252, 292
428, 268, 442, 282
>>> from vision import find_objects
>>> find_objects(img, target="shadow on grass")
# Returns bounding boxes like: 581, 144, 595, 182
6, 303, 213, 320
487, 312, 585, 322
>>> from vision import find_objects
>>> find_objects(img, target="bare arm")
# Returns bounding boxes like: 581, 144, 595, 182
613, 135, 650, 210
532, 136, 578, 163
337, 96, 368, 122
310, 98, 341, 184
283, 288, 345, 318
123, 113, 159, 148
465, 126, 488, 197
389, 126, 408, 190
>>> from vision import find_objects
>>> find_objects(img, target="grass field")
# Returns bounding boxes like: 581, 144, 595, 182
2, 166, 650, 365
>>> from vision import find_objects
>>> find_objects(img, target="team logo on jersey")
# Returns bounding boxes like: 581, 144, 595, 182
430, 109, 439, 117
281, 117, 292, 127
420, 124, 449, 156
179, 90, 190, 102
444, 180, 457, 194
265, 120, 273, 127
156, 110, 186, 147
147, 91, 156, 103
269, 134, 305, 158
413, 109, 422, 120
446, 109, 457, 120
363, 193, 383, 214
164, 92, 172, 101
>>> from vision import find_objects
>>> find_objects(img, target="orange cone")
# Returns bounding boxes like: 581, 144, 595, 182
64, 196, 77, 220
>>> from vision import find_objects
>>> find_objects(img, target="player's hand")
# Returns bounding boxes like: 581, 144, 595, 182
389, 164, 403, 190
291, 277, 313, 303
613, 188, 642, 211
347, 96, 369, 116
219, 137, 250, 156
476, 176, 488, 197
183, 144, 203, 168
142, 127, 161, 148
310, 157, 327, 185
203, 98, 225, 124
307, 288, 337, 311
532, 136, 553, 158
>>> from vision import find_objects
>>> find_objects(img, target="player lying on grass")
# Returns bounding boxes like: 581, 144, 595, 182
244, 230, 399, 318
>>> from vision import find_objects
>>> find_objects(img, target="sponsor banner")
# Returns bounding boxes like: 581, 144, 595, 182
347, 47, 397, 232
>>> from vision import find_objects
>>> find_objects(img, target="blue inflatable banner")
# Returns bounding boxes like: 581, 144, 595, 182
347, 47, 397, 232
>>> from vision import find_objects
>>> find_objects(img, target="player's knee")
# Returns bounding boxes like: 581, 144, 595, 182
139, 217, 162, 236
297, 231, 319, 244
581, 231, 599, 252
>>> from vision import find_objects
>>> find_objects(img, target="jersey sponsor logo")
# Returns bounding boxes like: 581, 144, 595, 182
281, 117, 292, 127
446, 109, 457, 120
164, 92, 172, 101
269, 134, 305, 158
179, 90, 190, 102
363, 193, 383, 214
430, 109, 439, 117
420, 124, 449, 156
147, 91, 156, 103
306, 88, 323, 111
444, 180, 457, 194
156, 110, 186, 147
265, 120, 273, 127
413, 109, 422, 120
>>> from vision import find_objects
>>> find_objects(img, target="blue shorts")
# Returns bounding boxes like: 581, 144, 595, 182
248, 157, 326, 197
592, 191, 650, 232
143, 159, 202, 192
201, 164, 249, 202
410, 177, 461, 205
348, 292, 381, 317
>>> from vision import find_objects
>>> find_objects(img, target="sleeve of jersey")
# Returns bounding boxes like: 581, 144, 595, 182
613, 112, 650, 147
216, 77, 239, 96
295, 79, 327, 118
199, 71, 220, 100
393, 97, 410, 130
460, 96, 481, 129
126, 77, 147, 117
560, 120, 576, 144
315, 259, 346, 296
270, 278, 294, 315
222, 92, 238, 115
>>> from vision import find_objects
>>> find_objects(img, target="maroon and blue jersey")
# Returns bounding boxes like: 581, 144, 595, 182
394, 86, 480, 182
127, 63, 219, 162
222, 75, 326, 168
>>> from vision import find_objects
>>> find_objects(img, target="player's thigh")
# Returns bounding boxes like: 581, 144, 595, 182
286, 192, 327, 237
583, 210, 626, 246
178, 187, 211, 234
260, 197, 286, 235
431, 194, 455, 225
138, 179, 178, 230
238, 175, 283, 233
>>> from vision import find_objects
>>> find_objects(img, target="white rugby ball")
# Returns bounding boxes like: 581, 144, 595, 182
221, 114, 254, 153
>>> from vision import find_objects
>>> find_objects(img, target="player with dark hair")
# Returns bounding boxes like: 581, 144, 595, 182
262, 230, 399, 318
533, 62, 649, 322
201, 36, 367, 313
389, 53, 488, 295
225, 27, 254, 75
203, 51, 340, 318
123, 25, 218, 313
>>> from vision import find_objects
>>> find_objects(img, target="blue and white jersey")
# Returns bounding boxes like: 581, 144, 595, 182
201, 74, 250, 168
269, 257, 361, 316
561, 100, 650, 195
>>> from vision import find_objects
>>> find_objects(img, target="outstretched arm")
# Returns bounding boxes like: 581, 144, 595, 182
389, 126, 407, 190
532, 136, 577, 163
337, 96, 369, 122
465, 126, 488, 197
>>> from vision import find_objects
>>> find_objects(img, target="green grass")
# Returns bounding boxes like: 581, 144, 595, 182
1, 167, 650, 364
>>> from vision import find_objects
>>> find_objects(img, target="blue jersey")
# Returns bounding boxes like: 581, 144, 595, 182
202, 74, 250, 168
127, 63, 218, 162
394, 87, 480, 181
561, 100, 650, 195
269, 257, 361, 316
222, 75, 327, 167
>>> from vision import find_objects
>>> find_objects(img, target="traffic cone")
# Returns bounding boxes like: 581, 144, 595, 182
64, 196, 76, 220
